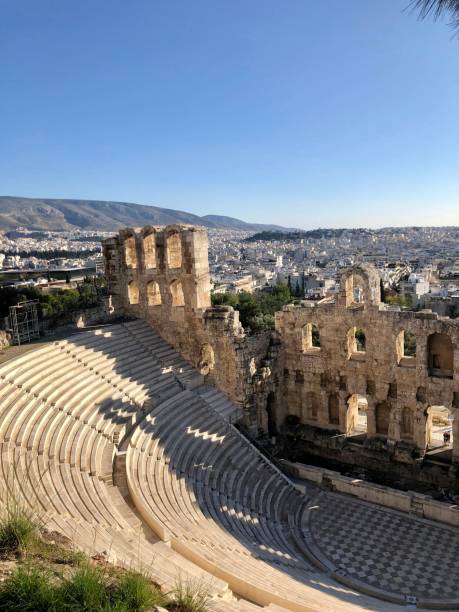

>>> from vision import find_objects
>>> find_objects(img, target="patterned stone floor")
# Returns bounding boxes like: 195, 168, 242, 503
308, 491, 459, 601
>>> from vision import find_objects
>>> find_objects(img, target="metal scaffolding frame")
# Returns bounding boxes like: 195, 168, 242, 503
9, 300, 40, 345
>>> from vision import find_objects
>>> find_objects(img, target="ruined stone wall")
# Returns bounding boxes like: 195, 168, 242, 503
275, 264, 459, 460
102, 225, 278, 433
103, 227, 459, 477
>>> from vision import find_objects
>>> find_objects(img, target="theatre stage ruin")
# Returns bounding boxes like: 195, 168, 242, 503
103, 225, 459, 490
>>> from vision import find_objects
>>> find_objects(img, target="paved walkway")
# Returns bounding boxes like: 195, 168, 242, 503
308, 490, 459, 603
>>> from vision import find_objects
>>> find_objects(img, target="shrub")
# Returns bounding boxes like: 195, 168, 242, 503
114, 571, 166, 611
58, 564, 108, 611
0, 565, 56, 611
0, 503, 38, 557
168, 578, 210, 612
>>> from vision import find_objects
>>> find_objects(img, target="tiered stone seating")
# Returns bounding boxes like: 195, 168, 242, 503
126, 390, 324, 608
0, 323, 398, 611
0, 327, 229, 601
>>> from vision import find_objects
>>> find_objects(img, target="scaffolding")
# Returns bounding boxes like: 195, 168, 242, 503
8, 300, 40, 346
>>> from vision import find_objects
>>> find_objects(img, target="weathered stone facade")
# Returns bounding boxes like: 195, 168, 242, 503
103, 227, 459, 482
275, 263, 459, 462
103, 225, 278, 433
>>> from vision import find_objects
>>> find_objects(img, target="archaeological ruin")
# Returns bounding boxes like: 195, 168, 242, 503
1, 223, 459, 611
104, 224, 459, 490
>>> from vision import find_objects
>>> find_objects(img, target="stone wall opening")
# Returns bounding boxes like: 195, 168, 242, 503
347, 394, 368, 435
303, 391, 320, 422
170, 279, 185, 306
428, 333, 453, 378
127, 280, 139, 305
345, 273, 365, 307
328, 393, 340, 425
125, 235, 137, 269
147, 281, 161, 306
404, 331, 416, 357
167, 232, 182, 269
301, 323, 321, 352
348, 327, 366, 356
426, 405, 453, 450
375, 401, 390, 436
400, 406, 414, 441
143, 232, 156, 269
266, 392, 277, 437
397, 330, 417, 364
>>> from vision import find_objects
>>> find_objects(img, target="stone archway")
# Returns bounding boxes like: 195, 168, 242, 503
426, 405, 453, 451
328, 394, 340, 426
427, 333, 454, 378
347, 394, 368, 435
375, 401, 390, 436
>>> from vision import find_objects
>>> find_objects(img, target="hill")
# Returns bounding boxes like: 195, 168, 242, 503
0, 196, 299, 232
244, 228, 374, 241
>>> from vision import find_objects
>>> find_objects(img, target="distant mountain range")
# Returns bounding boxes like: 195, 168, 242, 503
0, 196, 299, 233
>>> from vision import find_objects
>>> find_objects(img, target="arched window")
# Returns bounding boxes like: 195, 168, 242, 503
428, 333, 453, 378
167, 232, 182, 269
347, 394, 368, 434
396, 330, 416, 364
355, 328, 366, 352
127, 280, 139, 305
143, 232, 156, 269
147, 281, 161, 306
328, 394, 340, 425
301, 323, 321, 352
375, 401, 390, 436
170, 279, 185, 306
345, 273, 365, 307
125, 235, 137, 269
348, 327, 366, 356
305, 391, 319, 421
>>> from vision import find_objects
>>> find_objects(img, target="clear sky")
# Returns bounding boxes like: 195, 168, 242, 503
1, 0, 458, 229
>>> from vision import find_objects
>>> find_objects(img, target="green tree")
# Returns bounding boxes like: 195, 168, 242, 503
210, 283, 294, 332
411, 0, 459, 31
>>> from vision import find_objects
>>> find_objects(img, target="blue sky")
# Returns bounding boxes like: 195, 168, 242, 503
1, 0, 458, 229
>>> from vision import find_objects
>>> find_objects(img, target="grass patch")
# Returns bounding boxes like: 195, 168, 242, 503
58, 564, 108, 610
0, 564, 57, 611
0, 561, 170, 612
0, 504, 38, 558
168, 578, 210, 612
114, 571, 167, 610
0, 516, 209, 611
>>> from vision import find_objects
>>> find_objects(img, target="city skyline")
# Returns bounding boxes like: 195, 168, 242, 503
1, 1, 458, 228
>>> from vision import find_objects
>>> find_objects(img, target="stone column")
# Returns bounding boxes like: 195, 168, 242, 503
338, 392, 348, 434
317, 389, 329, 427
388, 402, 401, 442
413, 403, 428, 455
366, 396, 376, 437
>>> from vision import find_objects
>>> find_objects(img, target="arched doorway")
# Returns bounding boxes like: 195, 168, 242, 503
400, 407, 414, 440
328, 394, 340, 426
347, 394, 368, 435
427, 333, 453, 378
266, 392, 277, 437
427, 405, 453, 450
375, 401, 390, 436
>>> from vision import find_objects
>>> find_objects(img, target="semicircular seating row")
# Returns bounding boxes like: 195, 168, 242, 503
0, 320, 388, 612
